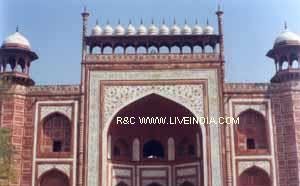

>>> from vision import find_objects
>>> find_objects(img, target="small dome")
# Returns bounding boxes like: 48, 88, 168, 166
193, 20, 203, 35
137, 20, 147, 35
182, 21, 192, 35
159, 20, 170, 35
274, 30, 300, 46
148, 21, 159, 35
114, 22, 125, 35
170, 19, 181, 35
2, 30, 31, 49
91, 20, 102, 36
203, 21, 214, 35
103, 21, 114, 35
127, 21, 136, 35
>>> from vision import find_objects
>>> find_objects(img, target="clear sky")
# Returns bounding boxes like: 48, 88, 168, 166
1, 0, 300, 85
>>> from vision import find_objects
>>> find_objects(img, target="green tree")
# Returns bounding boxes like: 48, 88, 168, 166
0, 128, 16, 186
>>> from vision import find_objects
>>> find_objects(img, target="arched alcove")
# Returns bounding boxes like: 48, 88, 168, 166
170, 46, 180, 53
39, 113, 71, 156
136, 46, 147, 54
39, 169, 69, 186
159, 46, 170, 53
148, 46, 158, 54
235, 109, 268, 154
92, 46, 101, 54
108, 93, 203, 162
193, 45, 202, 53
112, 138, 130, 160
125, 46, 135, 54
114, 46, 125, 54
103, 46, 113, 54
239, 166, 271, 186
182, 46, 192, 53
143, 139, 164, 159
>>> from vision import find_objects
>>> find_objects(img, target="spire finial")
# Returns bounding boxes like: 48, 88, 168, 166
284, 21, 288, 30
118, 19, 121, 25
84, 5, 87, 13
185, 19, 187, 25
140, 18, 144, 25
129, 19, 132, 25
173, 17, 176, 25
16, 25, 19, 32
151, 18, 154, 25
217, 2, 221, 12
206, 18, 209, 25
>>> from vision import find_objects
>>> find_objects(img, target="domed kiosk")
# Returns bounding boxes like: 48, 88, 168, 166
267, 23, 300, 82
0, 27, 38, 86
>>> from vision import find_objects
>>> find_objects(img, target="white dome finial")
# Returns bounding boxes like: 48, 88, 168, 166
203, 18, 214, 35
2, 29, 31, 49
159, 18, 170, 35
91, 19, 103, 36
115, 19, 125, 35
103, 20, 114, 35
193, 19, 203, 35
137, 18, 147, 35
182, 19, 192, 35
127, 19, 136, 35
148, 19, 158, 35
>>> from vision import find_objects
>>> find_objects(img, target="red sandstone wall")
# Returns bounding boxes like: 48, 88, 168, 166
0, 95, 35, 186
271, 89, 300, 186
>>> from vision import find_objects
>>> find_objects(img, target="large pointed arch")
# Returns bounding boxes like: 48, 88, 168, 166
103, 93, 206, 186
238, 166, 271, 186
39, 169, 69, 186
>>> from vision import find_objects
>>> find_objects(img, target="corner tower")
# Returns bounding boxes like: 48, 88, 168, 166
267, 25, 300, 186
267, 24, 300, 82
0, 29, 38, 185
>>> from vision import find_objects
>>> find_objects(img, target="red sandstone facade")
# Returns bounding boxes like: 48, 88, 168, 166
0, 7, 300, 186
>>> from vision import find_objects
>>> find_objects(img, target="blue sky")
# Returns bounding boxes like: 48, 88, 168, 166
1, 0, 300, 85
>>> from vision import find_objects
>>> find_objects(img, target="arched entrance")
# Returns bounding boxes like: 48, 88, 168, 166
39, 169, 69, 186
108, 93, 204, 186
239, 166, 271, 186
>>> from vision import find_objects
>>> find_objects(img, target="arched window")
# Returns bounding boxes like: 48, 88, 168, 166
177, 137, 195, 158
136, 46, 147, 54
40, 113, 71, 155
193, 45, 202, 53
39, 169, 69, 186
103, 46, 113, 54
112, 138, 130, 160
235, 109, 268, 154
125, 46, 135, 54
239, 166, 271, 186
148, 46, 158, 54
182, 46, 191, 53
114, 46, 125, 54
92, 46, 101, 54
143, 140, 164, 159
170, 46, 180, 53
159, 46, 170, 53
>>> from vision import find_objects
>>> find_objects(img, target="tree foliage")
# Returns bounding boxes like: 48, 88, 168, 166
0, 128, 16, 185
